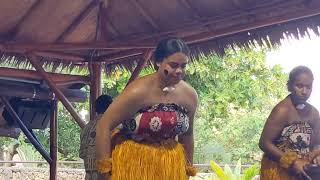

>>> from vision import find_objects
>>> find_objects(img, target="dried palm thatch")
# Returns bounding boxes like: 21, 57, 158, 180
0, 0, 319, 73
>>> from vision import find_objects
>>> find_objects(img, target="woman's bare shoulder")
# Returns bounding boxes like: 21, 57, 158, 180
176, 81, 198, 111
124, 74, 154, 95
310, 104, 319, 114
270, 97, 291, 117
310, 105, 320, 121
179, 81, 197, 99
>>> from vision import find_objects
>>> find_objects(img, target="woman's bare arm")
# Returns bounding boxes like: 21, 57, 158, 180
311, 108, 320, 149
178, 87, 198, 164
259, 105, 288, 161
96, 82, 145, 161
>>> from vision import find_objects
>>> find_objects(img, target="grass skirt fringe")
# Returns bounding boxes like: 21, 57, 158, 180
260, 154, 296, 180
111, 139, 188, 180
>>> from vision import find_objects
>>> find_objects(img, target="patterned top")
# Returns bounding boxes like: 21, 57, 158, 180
275, 122, 313, 155
79, 115, 101, 171
122, 103, 189, 141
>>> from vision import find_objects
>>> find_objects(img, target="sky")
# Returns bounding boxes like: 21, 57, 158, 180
266, 31, 320, 109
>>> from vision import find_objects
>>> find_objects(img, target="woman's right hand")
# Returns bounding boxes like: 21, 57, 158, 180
291, 160, 311, 180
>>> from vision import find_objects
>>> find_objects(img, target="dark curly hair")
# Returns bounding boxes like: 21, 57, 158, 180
95, 95, 113, 114
287, 66, 313, 91
154, 37, 190, 63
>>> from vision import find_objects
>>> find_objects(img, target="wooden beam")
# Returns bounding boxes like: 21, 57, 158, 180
89, 62, 101, 121
99, 0, 118, 40
33, 51, 85, 62
0, 67, 90, 84
126, 50, 153, 86
96, 3, 104, 40
129, 0, 159, 30
97, 49, 144, 63
2, 42, 153, 52
49, 100, 58, 180
56, 0, 100, 42
27, 53, 86, 129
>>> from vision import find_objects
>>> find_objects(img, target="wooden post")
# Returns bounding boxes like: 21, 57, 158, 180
126, 50, 153, 87
27, 53, 85, 128
50, 100, 58, 180
89, 62, 102, 121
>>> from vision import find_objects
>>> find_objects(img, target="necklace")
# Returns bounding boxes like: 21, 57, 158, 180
162, 86, 175, 93
296, 104, 306, 110
289, 94, 306, 110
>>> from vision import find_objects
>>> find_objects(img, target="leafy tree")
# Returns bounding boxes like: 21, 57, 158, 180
186, 48, 287, 163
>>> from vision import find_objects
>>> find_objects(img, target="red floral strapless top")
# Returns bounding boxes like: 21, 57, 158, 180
122, 103, 189, 140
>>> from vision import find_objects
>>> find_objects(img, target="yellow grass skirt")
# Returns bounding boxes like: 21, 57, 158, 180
111, 138, 188, 180
260, 155, 295, 180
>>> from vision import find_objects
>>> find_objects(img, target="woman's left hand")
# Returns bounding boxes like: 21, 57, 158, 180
313, 155, 320, 165
311, 147, 320, 165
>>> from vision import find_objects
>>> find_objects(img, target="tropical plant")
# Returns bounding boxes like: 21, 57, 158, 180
208, 159, 260, 180
14, 136, 42, 167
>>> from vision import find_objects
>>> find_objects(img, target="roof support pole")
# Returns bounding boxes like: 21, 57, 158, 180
126, 49, 153, 87
50, 100, 58, 180
27, 53, 85, 129
89, 62, 102, 121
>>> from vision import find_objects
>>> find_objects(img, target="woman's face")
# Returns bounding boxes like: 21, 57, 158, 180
290, 72, 313, 104
157, 52, 189, 85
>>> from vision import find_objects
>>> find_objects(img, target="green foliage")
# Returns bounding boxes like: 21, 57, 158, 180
214, 111, 267, 163
56, 102, 83, 160
32, 102, 85, 161
188, 48, 287, 164
16, 138, 42, 167
242, 164, 260, 180
102, 66, 155, 96
0, 137, 12, 148
209, 160, 228, 180
208, 160, 260, 180
187, 48, 286, 119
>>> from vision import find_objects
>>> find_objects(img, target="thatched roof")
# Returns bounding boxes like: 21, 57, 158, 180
1, 0, 320, 73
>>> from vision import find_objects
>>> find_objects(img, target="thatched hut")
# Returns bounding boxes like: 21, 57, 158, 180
0, 0, 320, 179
